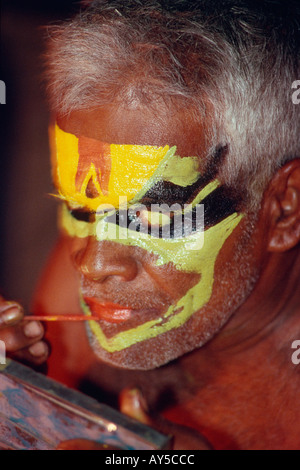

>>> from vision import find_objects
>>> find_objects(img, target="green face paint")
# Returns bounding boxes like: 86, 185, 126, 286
162, 155, 200, 187
130, 146, 201, 204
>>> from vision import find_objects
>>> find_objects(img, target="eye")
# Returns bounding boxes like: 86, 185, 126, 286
138, 207, 172, 230
136, 206, 178, 238
126, 204, 185, 239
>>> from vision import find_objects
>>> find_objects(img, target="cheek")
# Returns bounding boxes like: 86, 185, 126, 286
141, 259, 201, 301
214, 214, 262, 284
83, 224, 260, 369
68, 205, 252, 361
206, 216, 262, 314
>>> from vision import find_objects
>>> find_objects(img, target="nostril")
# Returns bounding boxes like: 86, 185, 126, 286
80, 257, 138, 282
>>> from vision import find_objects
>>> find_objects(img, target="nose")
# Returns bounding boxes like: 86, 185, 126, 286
71, 237, 138, 282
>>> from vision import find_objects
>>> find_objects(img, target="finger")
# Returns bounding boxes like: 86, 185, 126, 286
0, 302, 24, 328
0, 320, 45, 353
119, 388, 151, 425
12, 340, 49, 366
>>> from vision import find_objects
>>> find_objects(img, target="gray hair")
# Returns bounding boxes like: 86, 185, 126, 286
45, 0, 300, 209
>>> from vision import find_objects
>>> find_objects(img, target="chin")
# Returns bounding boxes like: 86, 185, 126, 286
84, 317, 217, 371
86, 332, 175, 370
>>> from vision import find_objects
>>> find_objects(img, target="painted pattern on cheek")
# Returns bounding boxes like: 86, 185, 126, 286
59, 188, 244, 353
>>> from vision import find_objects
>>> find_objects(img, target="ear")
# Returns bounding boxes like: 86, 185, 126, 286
265, 159, 300, 252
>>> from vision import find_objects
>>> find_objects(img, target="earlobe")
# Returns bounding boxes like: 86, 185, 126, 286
266, 160, 300, 252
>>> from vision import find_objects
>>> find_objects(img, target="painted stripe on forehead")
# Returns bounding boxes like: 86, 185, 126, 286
50, 123, 203, 211
50, 123, 171, 210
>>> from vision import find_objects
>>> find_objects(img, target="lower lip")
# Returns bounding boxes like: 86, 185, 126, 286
83, 297, 132, 324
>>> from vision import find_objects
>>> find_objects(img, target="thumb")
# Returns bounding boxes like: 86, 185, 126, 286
119, 388, 151, 425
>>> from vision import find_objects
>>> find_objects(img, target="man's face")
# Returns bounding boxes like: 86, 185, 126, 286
51, 102, 262, 370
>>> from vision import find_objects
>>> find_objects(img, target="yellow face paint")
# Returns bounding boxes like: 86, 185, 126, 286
50, 122, 203, 213
51, 123, 173, 211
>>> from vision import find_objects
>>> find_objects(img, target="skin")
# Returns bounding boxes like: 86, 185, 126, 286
2, 101, 300, 449
0, 299, 48, 365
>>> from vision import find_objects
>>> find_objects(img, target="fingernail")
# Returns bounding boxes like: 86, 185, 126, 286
2, 306, 23, 325
28, 341, 47, 357
23, 321, 43, 338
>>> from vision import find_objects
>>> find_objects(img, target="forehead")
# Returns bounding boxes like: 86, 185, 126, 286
56, 101, 210, 158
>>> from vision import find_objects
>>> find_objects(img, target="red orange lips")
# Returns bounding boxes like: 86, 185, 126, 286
83, 297, 132, 323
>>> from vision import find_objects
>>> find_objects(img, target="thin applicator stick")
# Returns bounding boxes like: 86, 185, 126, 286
25, 302, 132, 323
25, 315, 99, 322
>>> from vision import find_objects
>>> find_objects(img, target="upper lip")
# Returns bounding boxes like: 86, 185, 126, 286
83, 296, 132, 324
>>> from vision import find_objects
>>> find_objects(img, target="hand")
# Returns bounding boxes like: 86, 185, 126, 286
0, 297, 49, 365
119, 388, 212, 450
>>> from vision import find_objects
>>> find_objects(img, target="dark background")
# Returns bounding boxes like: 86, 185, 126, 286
0, 0, 82, 309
